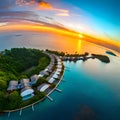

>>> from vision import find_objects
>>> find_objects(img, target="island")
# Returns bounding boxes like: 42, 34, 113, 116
91, 54, 110, 63
0, 48, 64, 112
106, 50, 117, 56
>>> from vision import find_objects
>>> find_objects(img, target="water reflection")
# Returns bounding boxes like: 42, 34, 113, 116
0, 31, 119, 57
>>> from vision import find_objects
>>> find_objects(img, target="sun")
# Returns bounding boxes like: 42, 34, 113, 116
79, 34, 83, 38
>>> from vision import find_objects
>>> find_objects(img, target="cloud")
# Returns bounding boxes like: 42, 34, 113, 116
16, 0, 52, 8
56, 13, 70, 17
0, 22, 8, 26
16, 0, 35, 6
0, 11, 39, 20
37, 1, 70, 17
36, 1, 69, 15
16, 0, 70, 17
38, 1, 52, 9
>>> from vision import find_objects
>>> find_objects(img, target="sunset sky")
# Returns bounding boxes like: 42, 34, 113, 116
0, 0, 120, 45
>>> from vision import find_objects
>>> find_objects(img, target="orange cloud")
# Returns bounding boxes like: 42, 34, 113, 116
38, 1, 52, 9
16, 0, 70, 17
37, 2, 70, 17
37, 1, 69, 14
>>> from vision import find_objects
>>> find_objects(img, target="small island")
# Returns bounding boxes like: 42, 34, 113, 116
106, 50, 117, 56
91, 54, 110, 63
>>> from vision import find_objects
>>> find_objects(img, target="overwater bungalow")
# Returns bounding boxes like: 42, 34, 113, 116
68, 57, 74, 61
67, 57, 70, 60
62, 56, 67, 61
7, 80, 18, 91
30, 74, 39, 85
86, 55, 94, 59
78, 56, 83, 60
82, 56, 87, 61
37, 83, 50, 92
21, 86, 34, 100
72, 57, 75, 60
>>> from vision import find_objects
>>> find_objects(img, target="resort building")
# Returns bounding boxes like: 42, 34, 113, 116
62, 56, 67, 61
30, 74, 39, 85
57, 61, 62, 65
48, 77, 56, 83
57, 58, 61, 62
52, 73, 59, 79
54, 71, 60, 75
20, 79, 30, 88
20, 79, 34, 100
57, 65, 62, 69
40, 70, 49, 76
21, 86, 34, 100
56, 68, 62, 72
37, 83, 50, 92
38, 73, 44, 77
7, 80, 18, 91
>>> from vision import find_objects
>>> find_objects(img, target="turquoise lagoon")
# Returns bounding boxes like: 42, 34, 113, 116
0, 32, 120, 120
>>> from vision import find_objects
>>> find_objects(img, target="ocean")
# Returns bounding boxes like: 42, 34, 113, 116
0, 31, 120, 120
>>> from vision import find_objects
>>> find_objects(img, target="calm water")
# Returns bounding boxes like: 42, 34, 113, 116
0, 31, 120, 120
0, 31, 119, 55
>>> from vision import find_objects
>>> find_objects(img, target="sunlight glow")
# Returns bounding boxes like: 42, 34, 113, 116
0, 23, 120, 52
79, 34, 83, 38
0, 24, 79, 38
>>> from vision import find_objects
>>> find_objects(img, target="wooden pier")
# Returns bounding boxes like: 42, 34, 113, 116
46, 95, 53, 102
55, 88, 62, 92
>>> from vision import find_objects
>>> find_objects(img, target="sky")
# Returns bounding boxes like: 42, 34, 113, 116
0, 0, 120, 44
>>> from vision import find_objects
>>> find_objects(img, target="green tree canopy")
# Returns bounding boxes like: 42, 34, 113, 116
0, 80, 7, 90
8, 91, 22, 110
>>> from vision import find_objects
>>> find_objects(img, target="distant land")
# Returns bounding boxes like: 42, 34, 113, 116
106, 51, 117, 56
